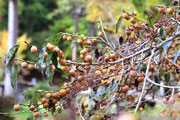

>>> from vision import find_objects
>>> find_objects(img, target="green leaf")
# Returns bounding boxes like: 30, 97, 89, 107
116, 16, 123, 33
30, 91, 40, 104
44, 33, 62, 46
27, 114, 33, 120
45, 51, 54, 86
38, 47, 46, 72
50, 33, 62, 45
5, 44, 19, 65
51, 52, 66, 75
9, 65, 19, 89
23, 90, 33, 99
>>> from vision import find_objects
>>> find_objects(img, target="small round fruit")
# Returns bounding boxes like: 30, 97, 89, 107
95, 70, 102, 77
98, 32, 104, 37
168, 55, 173, 59
77, 39, 83, 44
69, 70, 76, 77
42, 64, 46, 71
168, 97, 175, 104
33, 111, 40, 117
146, 33, 151, 38
14, 104, 20, 111
43, 112, 48, 117
171, 112, 177, 119
122, 86, 129, 92
138, 77, 144, 82
31, 46, 38, 53
167, 8, 173, 14
129, 70, 137, 77
28, 64, 34, 71
59, 59, 66, 65
130, 18, 136, 24
63, 35, 67, 40
163, 98, 168, 104
66, 88, 71, 93
158, 8, 164, 13
52, 99, 58, 104
123, 13, 130, 20
21, 62, 28, 68
46, 93, 52, 99
85, 55, 93, 62
29, 105, 35, 111
126, 30, 131, 36
59, 89, 67, 96
53, 92, 59, 98
86, 40, 92, 46
54, 47, 60, 53
77, 76, 83, 81
103, 26, 108, 31
104, 56, 110, 62
176, 15, 180, 20
92, 39, 98, 43
41, 98, 46, 104
46, 44, 53, 51
75, 83, 81, 90
44, 52, 48, 58
43, 103, 49, 108
67, 36, 73, 42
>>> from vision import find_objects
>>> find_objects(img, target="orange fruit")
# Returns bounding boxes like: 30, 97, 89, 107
31, 46, 38, 53
21, 62, 28, 68
59, 89, 67, 96
14, 104, 20, 111
46, 43, 53, 51
33, 111, 40, 117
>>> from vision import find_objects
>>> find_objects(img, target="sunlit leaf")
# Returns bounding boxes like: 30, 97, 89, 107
116, 16, 123, 33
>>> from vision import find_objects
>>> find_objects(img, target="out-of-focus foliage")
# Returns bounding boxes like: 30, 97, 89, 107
0, 31, 31, 65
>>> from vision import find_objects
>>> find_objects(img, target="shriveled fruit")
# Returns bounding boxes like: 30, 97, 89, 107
14, 104, 20, 111
31, 46, 38, 53
59, 89, 67, 96
33, 111, 40, 117
21, 62, 28, 68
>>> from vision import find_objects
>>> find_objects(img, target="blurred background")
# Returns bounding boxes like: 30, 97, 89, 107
0, 0, 173, 120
